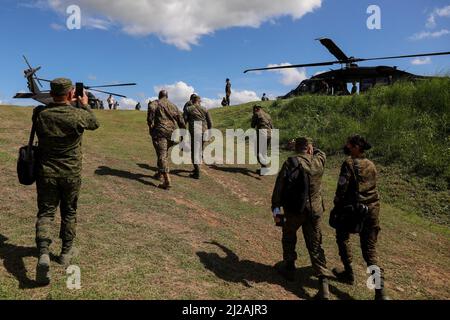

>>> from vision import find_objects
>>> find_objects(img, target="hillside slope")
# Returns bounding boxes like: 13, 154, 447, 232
0, 104, 449, 300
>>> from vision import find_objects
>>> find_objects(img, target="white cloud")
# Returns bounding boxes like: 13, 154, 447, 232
411, 57, 432, 65
149, 81, 259, 109
119, 97, 138, 110
266, 63, 307, 86
410, 29, 450, 40
45, 0, 322, 50
231, 90, 260, 105
153, 81, 195, 108
202, 97, 222, 109
426, 5, 450, 28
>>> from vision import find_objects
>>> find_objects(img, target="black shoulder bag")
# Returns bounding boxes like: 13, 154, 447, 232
17, 111, 40, 185
329, 160, 369, 233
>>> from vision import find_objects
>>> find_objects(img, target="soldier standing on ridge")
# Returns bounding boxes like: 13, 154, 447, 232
271, 137, 332, 300
261, 93, 269, 101
148, 90, 185, 190
225, 78, 232, 106
251, 105, 273, 176
33, 78, 100, 285
184, 95, 213, 179
332, 135, 389, 300
107, 94, 114, 110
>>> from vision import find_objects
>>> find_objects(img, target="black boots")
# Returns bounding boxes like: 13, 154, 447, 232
315, 276, 330, 300
374, 269, 390, 300
36, 253, 51, 285
276, 260, 296, 282
332, 265, 355, 285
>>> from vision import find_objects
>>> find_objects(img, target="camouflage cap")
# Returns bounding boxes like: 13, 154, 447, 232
295, 137, 313, 149
50, 78, 73, 96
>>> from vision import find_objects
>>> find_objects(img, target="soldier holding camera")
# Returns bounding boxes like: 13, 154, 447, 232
271, 137, 332, 300
33, 78, 99, 285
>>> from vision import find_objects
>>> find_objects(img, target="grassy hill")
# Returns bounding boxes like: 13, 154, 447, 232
0, 83, 449, 299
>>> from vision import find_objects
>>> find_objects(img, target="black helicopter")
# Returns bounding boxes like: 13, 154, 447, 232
14, 56, 136, 108
244, 38, 450, 97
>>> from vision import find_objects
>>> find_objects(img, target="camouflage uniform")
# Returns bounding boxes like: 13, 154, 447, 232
251, 109, 273, 168
334, 156, 381, 268
272, 149, 331, 278
34, 101, 99, 255
225, 81, 231, 106
148, 98, 185, 173
184, 102, 213, 175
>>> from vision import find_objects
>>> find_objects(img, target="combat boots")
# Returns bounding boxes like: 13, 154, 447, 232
59, 241, 78, 266
276, 260, 296, 282
158, 173, 172, 190
190, 166, 200, 179
332, 265, 355, 285
153, 171, 163, 181
36, 253, 51, 285
315, 276, 330, 300
374, 269, 390, 300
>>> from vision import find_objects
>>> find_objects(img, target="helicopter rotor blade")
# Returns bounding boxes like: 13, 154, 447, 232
23, 55, 33, 69
88, 88, 127, 98
316, 38, 349, 61
354, 51, 450, 63
244, 61, 338, 73
23, 56, 43, 88
85, 83, 137, 89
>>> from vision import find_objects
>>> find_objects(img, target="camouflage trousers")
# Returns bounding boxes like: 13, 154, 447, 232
256, 133, 271, 168
190, 133, 205, 174
282, 211, 331, 278
225, 94, 231, 106
336, 202, 381, 267
153, 136, 176, 173
36, 176, 81, 254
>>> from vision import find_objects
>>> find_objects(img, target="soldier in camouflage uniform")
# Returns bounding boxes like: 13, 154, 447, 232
183, 94, 198, 114
251, 105, 273, 176
147, 90, 185, 189
33, 78, 99, 285
147, 99, 162, 181
183, 95, 213, 179
332, 134, 388, 300
271, 137, 332, 300
225, 79, 231, 106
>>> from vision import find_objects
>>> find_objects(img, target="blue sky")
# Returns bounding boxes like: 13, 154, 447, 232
0, 0, 449, 109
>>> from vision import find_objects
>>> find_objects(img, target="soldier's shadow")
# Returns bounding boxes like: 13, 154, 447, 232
95, 166, 158, 187
136, 163, 192, 178
208, 165, 261, 180
0, 234, 52, 289
197, 241, 354, 300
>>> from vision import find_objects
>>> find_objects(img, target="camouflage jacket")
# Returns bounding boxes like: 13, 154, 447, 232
272, 149, 326, 216
34, 103, 100, 178
334, 156, 380, 206
183, 103, 213, 134
147, 100, 158, 131
149, 98, 185, 139
251, 110, 273, 137
226, 83, 231, 95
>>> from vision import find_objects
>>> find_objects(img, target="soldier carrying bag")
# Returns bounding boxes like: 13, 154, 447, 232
17, 110, 40, 185
329, 160, 369, 233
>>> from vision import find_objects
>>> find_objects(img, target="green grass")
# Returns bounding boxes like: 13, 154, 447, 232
212, 79, 450, 224
0, 100, 449, 300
